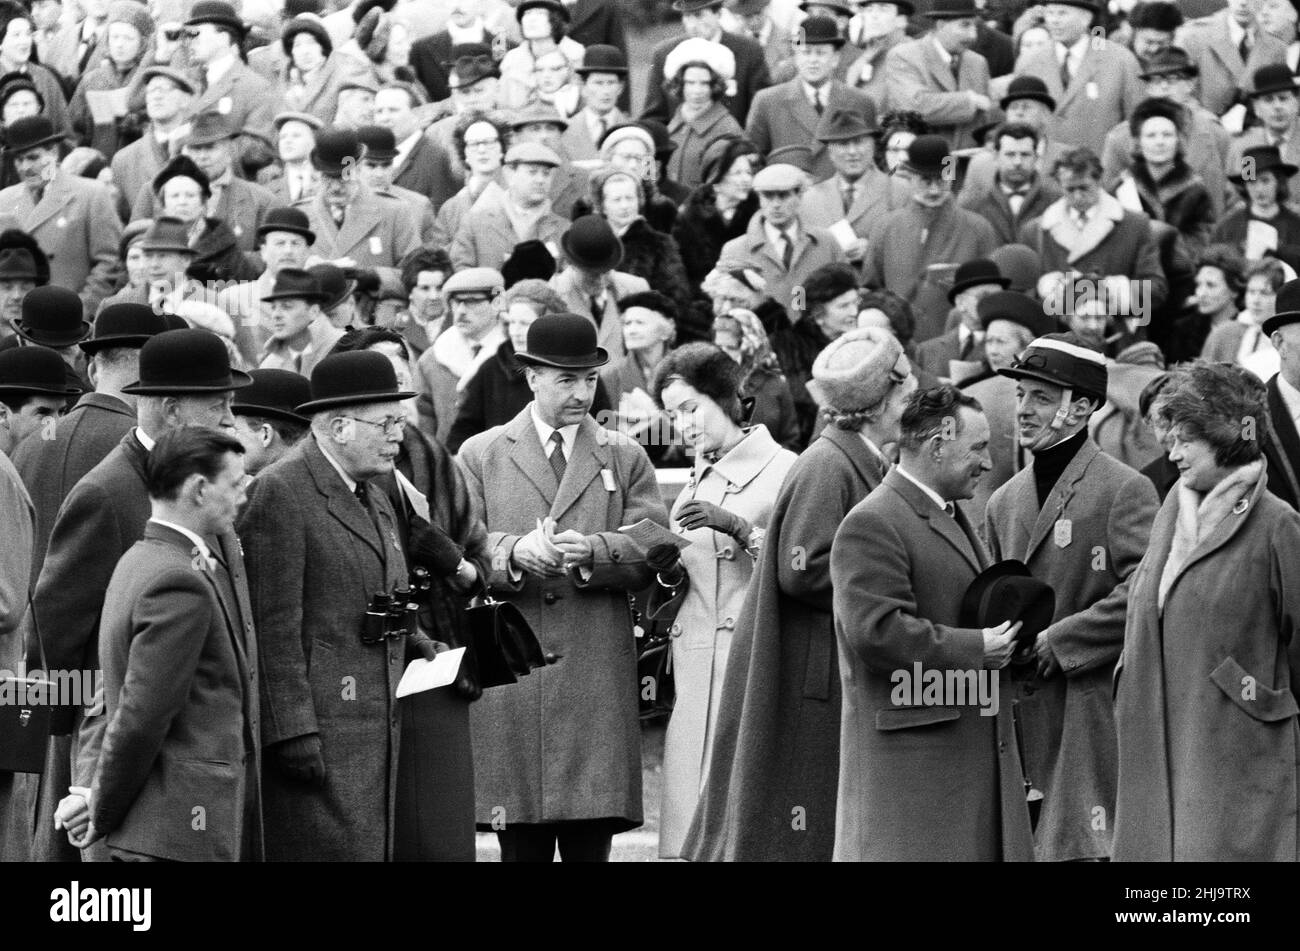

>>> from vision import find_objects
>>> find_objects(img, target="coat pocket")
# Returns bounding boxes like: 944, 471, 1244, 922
875, 706, 962, 731
1210, 656, 1300, 722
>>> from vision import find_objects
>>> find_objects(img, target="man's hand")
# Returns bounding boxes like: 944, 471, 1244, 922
968, 91, 992, 112
1035, 630, 1061, 679
511, 527, 566, 577
417, 639, 452, 661
272, 733, 326, 786
981, 619, 1021, 670
844, 237, 868, 262
54, 785, 92, 844
552, 530, 594, 569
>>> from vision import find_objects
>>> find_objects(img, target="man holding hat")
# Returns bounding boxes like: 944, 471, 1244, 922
561, 45, 630, 162
258, 267, 343, 376
1226, 64, 1300, 207
718, 161, 846, 318
1017, 0, 1144, 148
413, 266, 506, 445
457, 313, 667, 861
985, 331, 1157, 861
864, 134, 998, 343
451, 141, 570, 272
231, 367, 312, 475
1178, 0, 1287, 120
110, 65, 197, 222
549, 214, 650, 360
745, 17, 875, 182
828, 382, 1034, 861
688, 325, 915, 862
237, 350, 447, 861
1259, 279, 1300, 508
884, 0, 993, 149
0, 115, 121, 315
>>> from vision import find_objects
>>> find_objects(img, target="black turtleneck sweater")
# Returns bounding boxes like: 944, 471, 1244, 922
1031, 430, 1088, 509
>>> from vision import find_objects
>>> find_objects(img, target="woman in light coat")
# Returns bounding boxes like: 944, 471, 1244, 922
1114, 360, 1300, 861
646, 342, 797, 859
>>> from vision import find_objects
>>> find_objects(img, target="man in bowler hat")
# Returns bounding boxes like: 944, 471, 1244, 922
548, 215, 649, 362
231, 368, 312, 476
985, 332, 1158, 861
238, 350, 448, 861
9, 285, 94, 396
258, 268, 344, 376
1259, 279, 1300, 509
457, 313, 667, 861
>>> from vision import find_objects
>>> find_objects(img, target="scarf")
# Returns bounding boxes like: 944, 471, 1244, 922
1157, 459, 1264, 611
502, 192, 552, 244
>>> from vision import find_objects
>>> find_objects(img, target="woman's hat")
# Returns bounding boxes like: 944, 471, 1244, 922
107, 0, 155, 40
0, 346, 81, 397
232, 368, 313, 426
1230, 144, 1299, 185
152, 153, 210, 197
281, 14, 333, 58
958, 559, 1055, 663
806, 326, 910, 414
3, 115, 65, 155
947, 258, 1009, 302
516, 0, 569, 23
997, 331, 1109, 403
1128, 96, 1184, 136
664, 36, 736, 83
1129, 1, 1183, 33
121, 328, 254, 394
296, 350, 416, 414
515, 312, 610, 369
561, 215, 624, 271
11, 286, 90, 347
80, 303, 170, 355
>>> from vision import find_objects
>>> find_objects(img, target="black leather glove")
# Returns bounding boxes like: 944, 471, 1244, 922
646, 542, 684, 586
272, 733, 325, 786
677, 499, 751, 543
409, 516, 464, 577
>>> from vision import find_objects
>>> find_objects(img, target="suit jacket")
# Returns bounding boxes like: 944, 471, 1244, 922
411, 28, 498, 103
93, 522, 262, 862
985, 438, 1158, 861
456, 406, 666, 825
718, 212, 848, 323
238, 437, 431, 861
960, 173, 1063, 245
843, 30, 905, 115
915, 327, 986, 380
110, 129, 170, 221
1263, 373, 1300, 510
799, 168, 912, 238
396, 132, 462, 211
1019, 39, 1144, 149
132, 174, 278, 252
10, 392, 135, 580
549, 266, 650, 361
294, 186, 421, 287
189, 57, 280, 161
958, 140, 1067, 207
830, 467, 1034, 861
642, 29, 772, 127
1177, 12, 1287, 116
0, 172, 121, 313
279, 52, 373, 124
1226, 126, 1300, 213
256, 163, 322, 206
450, 191, 569, 273
884, 36, 991, 149
561, 107, 629, 163
746, 79, 877, 183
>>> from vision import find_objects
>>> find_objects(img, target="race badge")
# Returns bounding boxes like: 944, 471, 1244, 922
1054, 518, 1072, 548
217, 96, 233, 115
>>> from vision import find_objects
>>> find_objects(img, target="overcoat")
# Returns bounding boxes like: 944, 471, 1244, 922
959, 173, 1062, 247
667, 101, 744, 191
985, 438, 1158, 861
745, 78, 877, 182
278, 52, 374, 124
1263, 373, 1300, 511
799, 168, 911, 241
1018, 39, 1144, 149
884, 36, 991, 149
1100, 107, 1234, 218
649, 425, 796, 858
613, 217, 693, 321
0, 452, 34, 862
718, 212, 847, 323
187, 57, 279, 168
830, 467, 1035, 862
682, 425, 886, 861
1113, 464, 1300, 861
448, 190, 569, 273
456, 407, 667, 827
131, 175, 279, 252
294, 186, 421, 287
238, 437, 432, 861
1177, 12, 1287, 116
110, 128, 169, 221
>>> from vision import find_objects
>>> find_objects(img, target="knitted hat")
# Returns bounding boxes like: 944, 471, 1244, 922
107, 0, 154, 40
806, 326, 910, 414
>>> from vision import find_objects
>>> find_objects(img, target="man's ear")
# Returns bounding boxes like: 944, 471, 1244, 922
259, 422, 275, 449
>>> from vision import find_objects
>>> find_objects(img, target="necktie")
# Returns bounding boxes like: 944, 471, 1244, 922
590, 295, 604, 326
593, 115, 606, 144
354, 482, 384, 538
292, 350, 304, 373
812, 88, 823, 115
77, 33, 98, 74
1059, 50, 1072, 90
778, 227, 793, 269
951, 54, 962, 85
960, 331, 974, 360
332, 204, 346, 228
1239, 32, 1251, 63
842, 180, 857, 213
548, 431, 567, 485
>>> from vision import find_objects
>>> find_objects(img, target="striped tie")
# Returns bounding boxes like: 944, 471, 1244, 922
548, 431, 567, 485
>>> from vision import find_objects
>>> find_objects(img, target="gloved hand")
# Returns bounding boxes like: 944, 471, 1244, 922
409, 516, 464, 576
272, 733, 326, 786
646, 543, 684, 586
677, 500, 750, 542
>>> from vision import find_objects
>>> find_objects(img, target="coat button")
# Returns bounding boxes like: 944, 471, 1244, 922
544, 592, 557, 605
670, 622, 682, 636
718, 546, 734, 560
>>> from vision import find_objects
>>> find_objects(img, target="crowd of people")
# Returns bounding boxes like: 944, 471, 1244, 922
0, 0, 1299, 863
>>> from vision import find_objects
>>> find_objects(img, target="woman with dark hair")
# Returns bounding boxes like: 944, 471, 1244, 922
1185, 244, 1247, 357
663, 38, 743, 190
151, 154, 258, 283
1113, 98, 1215, 255
646, 341, 798, 859
277, 14, 374, 124
1212, 145, 1300, 259
499, 0, 583, 110
0, 1, 67, 134
1114, 361, 1300, 861
432, 110, 511, 248
1137, 371, 1177, 499
1202, 257, 1286, 371
712, 307, 800, 451
674, 135, 762, 298
67, 0, 153, 158
875, 109, 928, 178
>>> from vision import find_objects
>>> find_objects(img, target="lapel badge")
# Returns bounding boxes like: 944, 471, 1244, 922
1053, 518, 1072, 548
56, 216, 67, 228
1233, 498, 1249, 515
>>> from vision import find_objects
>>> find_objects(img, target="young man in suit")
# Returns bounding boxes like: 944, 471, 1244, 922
562, 45, 629, 162
959, 75, 1067, 205
451, 142, 569, 273
985, 333, 1158, 861
915, 258, 1007, 381
830, 382, 1034, 861
960, 123, 1064, 245
71, 427, 261, 862
457, 313, 667, 861
110, 66, 196, 221
1177, 0, 1287, 120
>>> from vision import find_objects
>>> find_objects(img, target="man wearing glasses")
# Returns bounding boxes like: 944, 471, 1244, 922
239, 349, 448, 861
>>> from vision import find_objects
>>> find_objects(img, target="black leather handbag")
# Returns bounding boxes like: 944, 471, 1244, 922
636, 627, 675, 721
464, 595, 554, 689
0, 593, 51, 774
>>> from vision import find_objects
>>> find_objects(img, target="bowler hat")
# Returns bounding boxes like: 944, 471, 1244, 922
959, 560, 1055, 664
182, 111, 237, 148
576, 44, 627, 76
561, 215, 623, 271
296, 350, 416, 414
1231, 144, 1299, 184
1138, 46, 1197, 81
232, 368, 313, 426
1128, 1, 1183, 33
1262, 278, 1300, 335
806, 326, 910, 414
80, 303, 169, 355
948, 259, 1008, 302
517, 0, 569, 22
0, 346, 81, 397
664, 36, 736, 83
356, 124, 398, 161
138, 217, 197, 255
139, 65, 196, 95
257, 206, 317, 245
997, 331, 1109, 403
307, 263, 355, 311
977, 292, 1054, 338
795, 15, 846, 47
903, 134, 951, 177
3, 115, 65, 155
445, 43, 501, 88
926, 0, 979, 18
515, 312, 610, 369
0, 73, 43, 115
798, 1, 853, 16
185, 0, 247, 36
502, 240, 557, 287
672, 0, 725, 12
1249, 64, 1299, 99
11, 286, 90, 347
311, 127, 366, 176
121, 328, 254, 394
999, 75, 1056, 112
816, 107, 878, 142
281, 15, 333, 58
262, 267, 328, 304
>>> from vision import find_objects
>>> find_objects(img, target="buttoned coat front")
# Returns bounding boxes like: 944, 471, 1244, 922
294, 186, 421, 287
830, 467, 1035, 862
884, 36, 991, 149
667, 101, 745, 191
746, 78, 878, 183
1018, 39, 1144, 149
456, 407, 667, 827
985, 438, 1158, 861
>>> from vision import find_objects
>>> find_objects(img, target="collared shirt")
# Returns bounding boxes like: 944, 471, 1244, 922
1058, 34, 1089, 76
206, 49, 238, 87
586, 107, 618, 145
932, 36, 953, 68
764, 218, 799, 253
149, 517, 214, 567
531, 402, 579, 461
135, 426, 157, 452
1278, 372, 1300, 427
446, 20, 487, 46
895, 462, 950, 513
1068, 204, 1092, 229
802, 80, 827, 112
393, 130, 422, 173
284, 161, 314, 201
958, 324, 983, 353
316, 436, 358, 492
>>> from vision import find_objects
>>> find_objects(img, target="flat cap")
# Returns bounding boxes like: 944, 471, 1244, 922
442, 267, 505, 297
751, 163, 806, 192
504, 142, 561, 167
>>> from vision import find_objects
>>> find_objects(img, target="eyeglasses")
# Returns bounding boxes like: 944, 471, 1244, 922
449, 293, 492, 305
464, 138, 500, 148
183, 29, 201, 40
163, 27, 183, 42
344, 414, 407, 434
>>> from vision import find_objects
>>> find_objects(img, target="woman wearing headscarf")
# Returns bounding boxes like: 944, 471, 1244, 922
1114, 360, 1300, 861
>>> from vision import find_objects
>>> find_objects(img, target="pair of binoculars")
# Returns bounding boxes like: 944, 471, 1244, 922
361, 588, 420, 645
